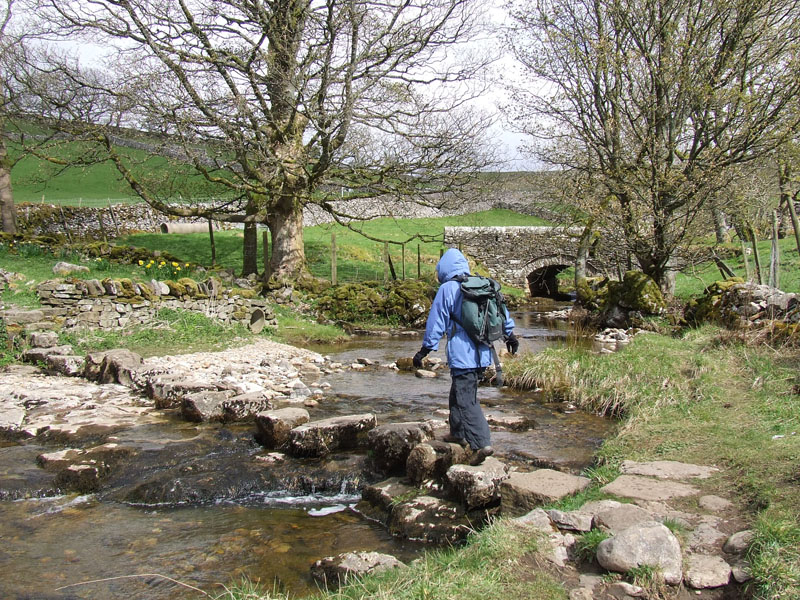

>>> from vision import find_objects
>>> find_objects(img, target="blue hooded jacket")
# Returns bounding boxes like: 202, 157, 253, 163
422, 248, 515, 370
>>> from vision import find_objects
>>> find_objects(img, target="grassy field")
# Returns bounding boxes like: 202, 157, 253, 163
116, 209, 550, 284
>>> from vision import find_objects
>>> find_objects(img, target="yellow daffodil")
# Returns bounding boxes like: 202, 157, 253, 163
138, 260, 144, 266
171, 261, 178, 267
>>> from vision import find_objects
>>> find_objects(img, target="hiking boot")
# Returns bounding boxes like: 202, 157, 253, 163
443, 433, 468, 446
469, 445, 494, 466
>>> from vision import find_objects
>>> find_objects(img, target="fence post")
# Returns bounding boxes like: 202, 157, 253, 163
58, 204, 73, 244
262, 230, 269, 279
209, 218, 217, 266
417, 244, 421, 279
107, 199, 120, 236
401, 243, 405, 280
770, 210, 780, 288
331, 232, 337, 285
384, 242, 389, 282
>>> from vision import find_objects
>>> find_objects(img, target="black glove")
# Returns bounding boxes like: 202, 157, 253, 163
505, 333, 519, 355
413, 346, 431, 368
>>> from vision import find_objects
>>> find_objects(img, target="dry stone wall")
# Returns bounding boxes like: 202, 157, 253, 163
37, 278, 276, 331
16, 203, 232, 240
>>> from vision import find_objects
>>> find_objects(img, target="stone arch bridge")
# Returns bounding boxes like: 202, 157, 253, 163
443, 226, 620, 298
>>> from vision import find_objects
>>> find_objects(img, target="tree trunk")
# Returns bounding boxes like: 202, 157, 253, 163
711, 204, 729, 244
0, 137, 16, 234
267, 196, 306, 280
786, 192, 800, 255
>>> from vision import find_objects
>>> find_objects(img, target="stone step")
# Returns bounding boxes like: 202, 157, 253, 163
287, 413, 377, 457
500, 469, 591, 517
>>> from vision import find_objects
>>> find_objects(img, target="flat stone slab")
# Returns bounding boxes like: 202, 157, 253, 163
445, 457, 508, 509
501, 469, 591, 517
620, 460, 718, 480
288, 413, 377, 457
593, 504, 654, 534
601, 475, 699, 501
684, 554, 731, 589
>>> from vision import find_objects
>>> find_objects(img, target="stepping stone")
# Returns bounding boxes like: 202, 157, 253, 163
368, 422, 436, 474
485, 413, 536, 431
287, 413, 377, 457
28, 331, 59, 348
255, 408, 310, 448
601, 475, 699, 501
684, 554, 731, 589
45, 355, 85, 377
388, 495, 474, 544
445, 457, 509, 509
620, 460, 718, 480
500, 469, 591, 517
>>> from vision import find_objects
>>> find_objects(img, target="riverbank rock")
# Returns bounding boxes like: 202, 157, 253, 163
255, 408, 310, 448
311, 551, 405, 587
84, 349, 144, 388
287, 413, 377, 457
684, 554, 731, 589
388, 495, 474, 544
145, 376, 225, 409
500, 469, 591, 517
368, 422, 436, 474
596, 521, 683, 585
593, 504, 654, 534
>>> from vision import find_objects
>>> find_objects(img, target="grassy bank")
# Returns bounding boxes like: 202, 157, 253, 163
214, 521, 566, 600
505, 327, 800, 599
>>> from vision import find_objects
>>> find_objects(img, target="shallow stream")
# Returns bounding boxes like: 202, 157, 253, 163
0, 309, 613, 599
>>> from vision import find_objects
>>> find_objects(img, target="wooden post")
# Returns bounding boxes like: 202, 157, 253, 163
401, 243, 405, 280
209, 218, 217, 266
748, 224, 764, 285
262, 230, 270, 280
387, 252, 397, 280
740, 237, 752, 281
98, 211, 108, 243
107, 199, 120, 236
384, 242, 389, 282
417, 244, 421, 279
770, 210, 780, 288
58, 204, 73, 244
331, 232, 338, 285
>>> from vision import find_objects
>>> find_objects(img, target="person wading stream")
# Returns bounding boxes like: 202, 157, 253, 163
413, 248, 519, 465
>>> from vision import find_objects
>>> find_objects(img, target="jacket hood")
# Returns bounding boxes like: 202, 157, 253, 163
436, 248, 470, 283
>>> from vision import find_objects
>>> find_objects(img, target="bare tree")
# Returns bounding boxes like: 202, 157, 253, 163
0, 0, 22, 233
29, 0, 494, 279
505, 0, 800, 294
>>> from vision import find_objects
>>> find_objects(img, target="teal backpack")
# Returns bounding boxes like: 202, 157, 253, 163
452, 275, 509, 385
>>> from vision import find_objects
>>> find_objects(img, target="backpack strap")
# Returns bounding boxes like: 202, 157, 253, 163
450, 312, 503, 387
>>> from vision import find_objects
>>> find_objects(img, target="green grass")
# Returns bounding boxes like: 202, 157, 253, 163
117, 209, 549, 284
216, 521, 566, 600
60, 308, 254, 358
505, 326, 800, 599
574, 529, 611, 563
675, 237, 800, 297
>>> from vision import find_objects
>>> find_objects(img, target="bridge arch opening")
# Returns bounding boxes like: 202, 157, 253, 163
526, 264, 574, 300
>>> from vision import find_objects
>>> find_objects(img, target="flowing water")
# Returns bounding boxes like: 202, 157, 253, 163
0, 309, 613, 600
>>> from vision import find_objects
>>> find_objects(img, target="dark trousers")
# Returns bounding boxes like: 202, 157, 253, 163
448, 368, 491, 451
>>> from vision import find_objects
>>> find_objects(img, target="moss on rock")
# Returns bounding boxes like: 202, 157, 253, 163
684, 278, 745, 326
605, 271, 666, 314
164, 280, 187, 297
177, 277, 201, 297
